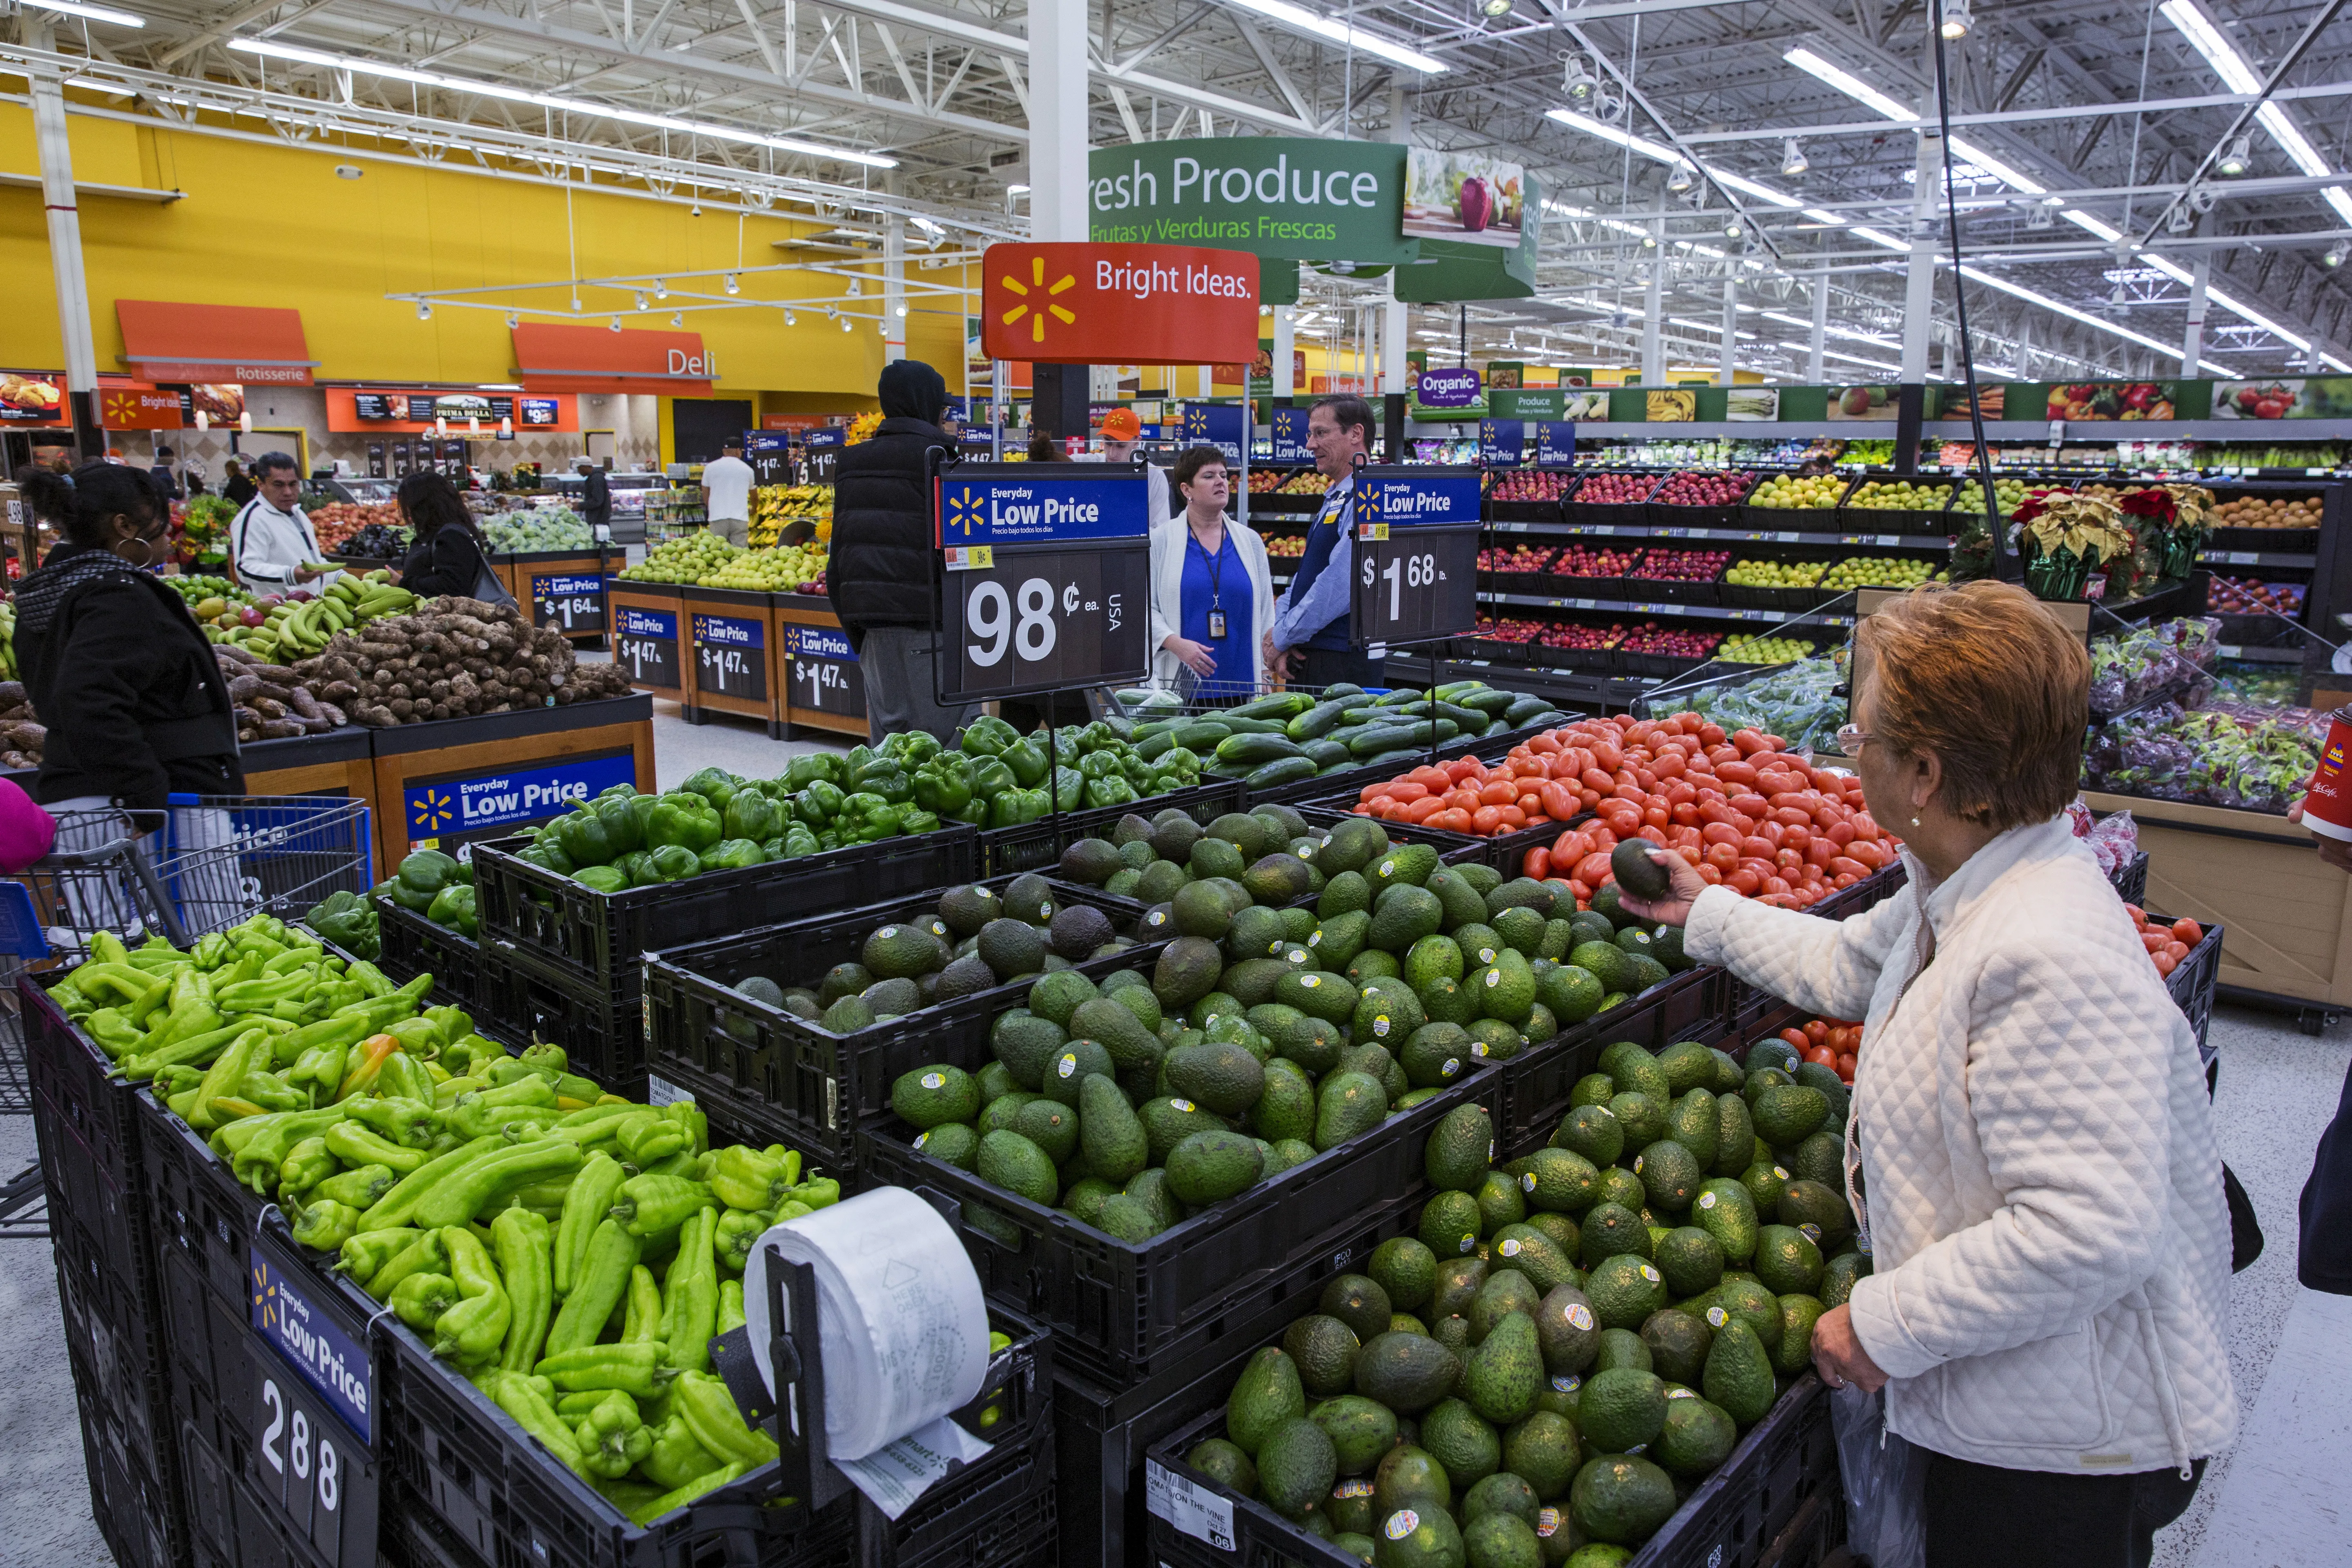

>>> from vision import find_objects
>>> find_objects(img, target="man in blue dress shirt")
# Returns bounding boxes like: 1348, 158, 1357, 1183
1265, 394, 1380, 689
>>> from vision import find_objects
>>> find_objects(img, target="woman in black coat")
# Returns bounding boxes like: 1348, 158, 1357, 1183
394, 470, 506, 600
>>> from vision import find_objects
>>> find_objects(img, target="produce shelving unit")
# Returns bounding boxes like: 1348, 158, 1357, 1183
605, 580, 688, 702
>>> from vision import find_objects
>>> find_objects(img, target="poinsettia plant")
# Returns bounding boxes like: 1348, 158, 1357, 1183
2011, 491, 2133, 601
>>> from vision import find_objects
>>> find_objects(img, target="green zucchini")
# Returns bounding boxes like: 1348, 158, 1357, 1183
1216, 733, 1305, 766
1299, 738, 1353, 769
1243, 755, 1321, 790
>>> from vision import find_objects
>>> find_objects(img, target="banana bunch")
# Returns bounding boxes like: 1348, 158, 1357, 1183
220, 571, 419, 662
0, 601, 17, 682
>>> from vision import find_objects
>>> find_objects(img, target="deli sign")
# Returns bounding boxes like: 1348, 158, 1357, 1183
980, 243, 1259, 365
511, 324, 718, 395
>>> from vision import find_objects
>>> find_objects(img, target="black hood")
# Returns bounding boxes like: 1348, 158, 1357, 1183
878, 359, 949, 422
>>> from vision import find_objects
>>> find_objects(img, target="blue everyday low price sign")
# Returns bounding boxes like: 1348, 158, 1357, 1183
1535, 421, 1578, 466
936, 472, 1151, 546
1479, 419, 1524, 468
1181, 402, 1245, 463
1353, 469, 1483, 529
1269, 407, 1311, 463
404, 752, 637, 839
788, 624, 857, 661
251, 1238, 373, 1442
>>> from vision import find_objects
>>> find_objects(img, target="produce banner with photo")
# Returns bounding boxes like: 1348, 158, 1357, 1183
1085, 140, 1417, 265
2045, 380, 2178, 421
1827, 385, 1895, 421
1725, 388, 1781, 422
1489, 388, 1562, 420
1478, 419, 1524, 467
2213, 377, 2352, 420
1561, 389, 1611, 420
1403, 149, 1526, 249
980, 243, 1259, 365
0, 372, 68, 425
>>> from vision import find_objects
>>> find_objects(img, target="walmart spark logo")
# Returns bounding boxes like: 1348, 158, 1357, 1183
253, 1257, 284, 1332
943, 483, 989, 538
1355, 484, 1383, 525
1186, 406, 1211, 439
101, 390, 145, 425
999, 255, 1077, 345
412, 787, 456, 832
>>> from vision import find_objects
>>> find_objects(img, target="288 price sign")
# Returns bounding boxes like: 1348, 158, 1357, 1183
249, 1232, 379, 1568
935, 467, 1153, 702
1345, 467, 1483, 650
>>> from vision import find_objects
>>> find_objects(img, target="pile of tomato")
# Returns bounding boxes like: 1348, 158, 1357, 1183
1345, 711, 1905, 912
2127, 904, 2205, 978
1772, 1017, 1860, 1085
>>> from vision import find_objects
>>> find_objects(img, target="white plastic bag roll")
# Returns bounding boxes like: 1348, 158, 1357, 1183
740, 1185, 991, 1462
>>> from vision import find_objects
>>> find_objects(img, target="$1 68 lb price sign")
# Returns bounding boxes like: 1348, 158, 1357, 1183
1347, 466, 1482, 651
935, 466, 1152, 702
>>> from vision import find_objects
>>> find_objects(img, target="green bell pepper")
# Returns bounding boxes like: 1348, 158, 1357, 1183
990, 788, 1050, 828
793, 779, 844, 826
681, 767, 739, 812
391, 850, 459, 913
784, 753, 846, 791
898, 807, 940, 836
617, 851, 658, 888
958, 715, 1019, 758
426, 884, 479, 938
1083, 775, 1138, 809
575, 866, 630, 895
1051, 766, 1085, 808
851, 759, 913, 804
912, 754, 976, 816
721, 790, 778, 843
777, 824, 820, 860
1078, 751, 1122, 782
646, 795, 722, 854
303, 891, 379, 959
969, 755, 1016, 800
596, 794, 644, 857
518, 840, 576, 878
648, 845, 702, 882
697, 839, 766, 873
839, 794, 902, 844
1000, 738, 1048, 787
880, 730, 941, 767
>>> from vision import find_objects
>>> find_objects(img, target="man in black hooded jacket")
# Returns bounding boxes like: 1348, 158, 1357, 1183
828, 359, 969, 743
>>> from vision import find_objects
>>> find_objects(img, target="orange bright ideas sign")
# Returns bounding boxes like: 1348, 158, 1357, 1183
980, 242, 1260, 365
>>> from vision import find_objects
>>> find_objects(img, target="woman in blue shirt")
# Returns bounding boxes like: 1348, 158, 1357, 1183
1148, 445, 1277, 701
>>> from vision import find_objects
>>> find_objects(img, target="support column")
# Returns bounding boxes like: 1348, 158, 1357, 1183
1808, 266, 1829, 383
1901, 131, 1940, 383
1640, 222, 1664, 386
1272, 306, 1296, 402
1383, 298, 1408, 396
2183, 217, 2212, 375
30, 22, 101, 459
882, 216, 906, 364
1719, 276, 1738, 385
1028, 0, 1089, 243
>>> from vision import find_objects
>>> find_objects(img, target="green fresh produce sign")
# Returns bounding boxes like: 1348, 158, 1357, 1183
1086, 139, 1417, 264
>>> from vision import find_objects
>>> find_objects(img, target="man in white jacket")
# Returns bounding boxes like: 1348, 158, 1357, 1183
231, 452, 336, 592
1624, 581, 2234, 1568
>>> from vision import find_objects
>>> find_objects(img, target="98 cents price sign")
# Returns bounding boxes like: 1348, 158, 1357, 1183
1347, 466, 1483, 650
935, 466, 1152, 702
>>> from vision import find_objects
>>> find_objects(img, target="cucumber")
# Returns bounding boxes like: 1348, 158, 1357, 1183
1430, 700, 1488, 733
1374, 688, 1429, 707
1357, 747, 1429, 772
1433, 680, 1490, 702
1214, 715, 1291, 735
1132, 719, 1176, 740
1136, 730, 1178, 761
1286, 700, 1352, 742
1503, 694, 1552, 724
1243, 756, 1321, 790
1299, 738, 1352, 769
1169, 721, 1233, 751
1216, 733, 1305, 767
1456, 688, 1516, 717
1227, 692, 1311, 722
1318, 683, 1366, 702
1347, 723, 1423, 758
1100, 715, 1136, 742
1340, 706, 1386, 726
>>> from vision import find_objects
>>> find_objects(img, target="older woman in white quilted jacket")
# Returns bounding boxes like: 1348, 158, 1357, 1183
1622, 581, 2235, 1568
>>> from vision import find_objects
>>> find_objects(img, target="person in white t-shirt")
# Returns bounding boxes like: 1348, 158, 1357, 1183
699, 440, 756, 547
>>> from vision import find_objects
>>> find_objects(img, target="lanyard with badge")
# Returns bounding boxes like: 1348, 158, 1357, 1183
1190, 526, 1230, 640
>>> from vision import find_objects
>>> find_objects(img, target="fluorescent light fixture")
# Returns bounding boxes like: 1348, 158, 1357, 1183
2163, 1, 2352, 225
31, 0, 144, 24
1216, 0, 1446, 74
1817, 346, 1906, 374
1783, 49, 1913, 120
1006, 183, 1029, 194
2063, 210, 2124, 243
226, 38, 897, 167
1668, 317, 1757, 340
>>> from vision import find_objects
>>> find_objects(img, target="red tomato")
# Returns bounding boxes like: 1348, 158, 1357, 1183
2171, 917, 2203, 945
2152, 950, 2178, 976
1575, 851, 1615, 886
1727, 868, 1763, 895
1804, 1045, 1838, 1069
1836, 1054, 1857, 1080
1705, 842, 1740, 871
1697, 861, 1724, 884
1780, 1028, 1811, 1051
1523, 847, 1552, 880
1428, 808, 1473, 832
1828, 856, 1871, 881
2163, 940, 2189, 963
2140, 930, 2171, 953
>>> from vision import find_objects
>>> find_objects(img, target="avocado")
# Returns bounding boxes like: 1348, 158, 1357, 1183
1104, 868, 1145, 900
1285, 1313, 1364, 1398
1154, 935, 1225, 1010
1314, 817, 1390, 878
1417, 976, 1478, 1028
1608, 839, 1671, 902
1374, 1440, 1454, 1520
1315, 1070, 1390, 1152
1376, 1501, 1466, 1568
1521, 1147, 1602, 1215
1752, 1224, 1824, 1297
1421, 1396, 1503, 1489
1692, 1178, 1759, 1265
1431, 1254, 1490, 1320
912, 1122, 980, 1171
1658, 1088, 1718, 1169
1537, 966, 1604, 1026
1590, 1328, 1651, 1376
1136, 860, 1192, 906
1740, 1156, 1792, 1216
1251, 1058, 1319, 1145
1354, 1331, 1464, 1414
818, 961, 874, 1004
974, 918, 1047, 980
1637, 1308, 1713, 1388
1149, 807, 1205, 864
1058, 837, 1125, 887
1420, 1191, 1483, 1261
1462, 1310, 1544, 1425
989, 1011, 1067, 1092
930, 953, 1001, 1004
1577, 1204, 1650, 1269
1160, 1039, 1263, 1117
1774, 1294, 1826, 1376
1582, 1255, 1668, 1332
1501, 1408, 1581, 1501
1533, 1284, 1601, 1376
1463, 1470, 1542, 1528
1472, 950, 1538, 1029
1001, 873, 1056, 924
1132, 1097, 1218, 1166
1071, 996, 1166, 1073
976, 1129, 1058, 1205
1350, 948, 1404, 987
1256, 1414, 1343, 1515
1712, 1095, 1758, 1178
1368, 883, 1446, 955
1369, 842, 1441, 893
1371, 1237, 1441, 1314
1704, 1277, 1783, 1357
1654, 1227, 1726, 1299
1113, 811, 1157, 848
1095, 1194, 1161, 1241
1788, 1130, 1845, 1189
1422, 866, 1488, 931
1820, 1251, 1869, 1310
890, 1065, 978, 1129
1321, 869, 1374, 919
1047, 904, 1115, 961
1402, 1024, 1473, 1090
1606, 1093, 1666, 1150
1227, 1345, 1308, 1457
1404, 934, 1466, 990
1066, 1074, 1143, 1184
1468, 1268, 1544, 1342
1183, 1436, 1256, 1498
1314, 911, 1374, 972
1699, 1318, 1775, 1426
1225, 904, 1289, 962
1568, 1453, 1677, 1546
1488, 1226, 1576, 1295
1432, 1315, 1474, 1356
1039, 1039, 1114, 1107
1476, 1172, 1529, 1238
1060, 1175, 1118, 1225
1596, 1168, 1647, 1214
1633, 1140, 1702, 1214
1277, 969, 1360, 1026
860, 976, 922, 1018
1124, 1167, 1185, 1230
1189, 836, 1247, 883
1166, 1128, 1265, 1205
1245, 853, 1313, 907
1490, 906, 1548, 959
1008, 1096, 1078, 1163
1575, 1366, 1667, 1454
977, 1091, 1037, 1136
1273, 1012, 1347, 1074
1751, 1085, 1829, 1146
1552, 1105, 1624, 1169
1312, 1394, 1399, 1477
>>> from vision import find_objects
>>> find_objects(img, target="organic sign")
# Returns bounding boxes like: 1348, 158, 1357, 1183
1086, 139, 1416, 264
1417, 368, 1483, 409
980, 243, 1259, 365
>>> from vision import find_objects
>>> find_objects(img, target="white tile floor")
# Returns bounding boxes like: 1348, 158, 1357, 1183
2, 697, 2346, 1566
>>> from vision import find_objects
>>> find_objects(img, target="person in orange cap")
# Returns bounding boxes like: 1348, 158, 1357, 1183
1098, 407, 1172, 530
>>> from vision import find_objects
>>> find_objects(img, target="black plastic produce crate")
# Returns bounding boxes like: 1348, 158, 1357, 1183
1143, 1359, 1840, 1568
975, 778, 1244, 878
71, 1351, 188, 1568
474, 939, 646, 1095
372, 896, 479, 1008
1294, 803, 1535, 878
1718, 541, 1848, 612
471, 824, 980, 1003
23, 974, 145, 1233
1562, 471, 1662, 524
1646, 471, 1759, 530
370, 1235, 1054, 1568
2110, 849, 2150, 906
53, 1206, 181, 1509
1740, 473, 1853, 534
640, 875, 1158, 1169
858, 1064, 1501, 1389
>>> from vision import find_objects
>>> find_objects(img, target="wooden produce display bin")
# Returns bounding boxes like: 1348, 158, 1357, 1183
370, 693, 655, 868
680, 586, 785, 735
501, 548, 610, 642
775, 593, 868, 742
241, 726, 375, 803
2085, 788, 2352, 1020
607, 581, 688, 700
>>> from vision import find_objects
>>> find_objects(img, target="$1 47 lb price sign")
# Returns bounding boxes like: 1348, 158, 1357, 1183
691, 612, 768, 703
1348, 466, 1482, 650
935, 466, 1152, 702
786, 623, 865, 719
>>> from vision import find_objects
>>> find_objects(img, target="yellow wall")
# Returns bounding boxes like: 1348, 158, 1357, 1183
0, 100, 973, 396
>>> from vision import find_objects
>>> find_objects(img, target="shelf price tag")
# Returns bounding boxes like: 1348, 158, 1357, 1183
691, 613, 767, 702
1875, 534, 1901, 547
249, 1230, 379, 1568
531, 573, 607, 636
786, 624, 864, 720
613, 604, 680, 691
935, 466, 1152, 702
1146, 1460, 1237, 1551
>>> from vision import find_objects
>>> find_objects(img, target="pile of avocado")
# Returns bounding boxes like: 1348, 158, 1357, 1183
728, 872, 1138, 1035
884, 816, 1699, 1245
1178, 1038, 1862, 1567
1055, 803, 1326, 916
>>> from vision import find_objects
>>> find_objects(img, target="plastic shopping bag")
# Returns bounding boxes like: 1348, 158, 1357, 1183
1831, 1382, 1926, 1568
